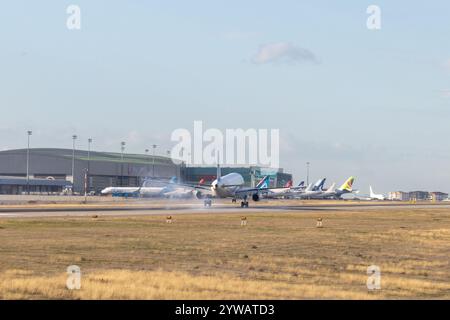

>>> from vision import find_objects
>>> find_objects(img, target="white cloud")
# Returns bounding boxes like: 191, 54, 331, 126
252, 42, 319, 65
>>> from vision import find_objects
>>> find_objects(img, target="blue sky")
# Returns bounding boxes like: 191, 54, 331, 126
0, 1, 449, 192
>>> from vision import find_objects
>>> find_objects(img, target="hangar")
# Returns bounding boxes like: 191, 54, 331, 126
0, 148, 180, 194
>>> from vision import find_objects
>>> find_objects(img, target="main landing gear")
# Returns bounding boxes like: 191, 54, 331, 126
240, 201, 249, 208
240, 195, 249, 208
203, 198, 212, 207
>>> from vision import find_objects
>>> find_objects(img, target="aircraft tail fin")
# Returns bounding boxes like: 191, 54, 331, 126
338, 177, 355, 192
326, 182, 336, 193
312, 178, 326, 191
256, 176, 270, 189
169, 176, 177, 184
284, 180, 293, 188
297, 181, 304, 188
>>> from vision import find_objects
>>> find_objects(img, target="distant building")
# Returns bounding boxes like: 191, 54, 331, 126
429, 192, 449, 202
388, 191, 410, 201
408, 191, 430, 201
388, 190, 448, 202
0, 176, 70, 195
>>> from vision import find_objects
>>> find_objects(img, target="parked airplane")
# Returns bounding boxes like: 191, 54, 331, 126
369, 186, 385, 200
292, 178, 326, 199
290, 181, 305, 191
101, 177, 179, 197
307, 182, 337, 199
350, 185, 385, 201
259, 179, 294, 199
319, 177, 356, 199
297, 181, 305, 188
100, 186, 140, 197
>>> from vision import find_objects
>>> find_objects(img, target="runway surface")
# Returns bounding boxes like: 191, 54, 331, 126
1, 201, 449, 218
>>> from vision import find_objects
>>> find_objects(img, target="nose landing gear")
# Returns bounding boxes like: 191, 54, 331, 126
240, 201, 249, 208
240, 195, 249, 208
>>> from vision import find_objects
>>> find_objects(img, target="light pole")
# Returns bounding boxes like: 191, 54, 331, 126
87, 138, 92, 172
87, 138, 92, 193
152, 144, 158, 177
120, 141, 126, 186
145, 148, 150, 176
306, 162, 310, 186
26, 130, 32, 194
72, 135, 77, 194
166, 150, 174, 176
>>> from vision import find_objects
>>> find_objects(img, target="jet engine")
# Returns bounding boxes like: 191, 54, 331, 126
194, 190, 203, 199
252, 193, 260, 202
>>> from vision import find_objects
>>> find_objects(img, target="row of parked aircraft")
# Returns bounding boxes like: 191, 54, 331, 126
100, 164, 386, 208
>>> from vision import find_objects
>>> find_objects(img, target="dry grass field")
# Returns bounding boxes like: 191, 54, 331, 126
1, 205, 450, 299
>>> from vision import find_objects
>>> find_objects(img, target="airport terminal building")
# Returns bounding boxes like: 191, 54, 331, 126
0, 148, 293, 194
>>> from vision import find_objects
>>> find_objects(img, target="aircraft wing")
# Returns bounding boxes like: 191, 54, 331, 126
169, 182, 211, 191
232, 187, 263, 198
235, 185, 296, 194
233, 186, 283, 196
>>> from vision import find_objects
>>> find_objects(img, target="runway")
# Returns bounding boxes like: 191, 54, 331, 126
1, 200, 449, 218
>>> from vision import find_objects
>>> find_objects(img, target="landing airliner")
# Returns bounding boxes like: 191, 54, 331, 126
192, 164, 295, 207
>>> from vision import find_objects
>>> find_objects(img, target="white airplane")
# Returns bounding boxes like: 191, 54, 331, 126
369, 186, 385, 200
292, 178, 327, 199
101, 177, 184, 197
100, 186, 140, 197
205, 166, 265, 207
307, 182, 337, 199
291, 181, 306, 191
190, 164, 294, 207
